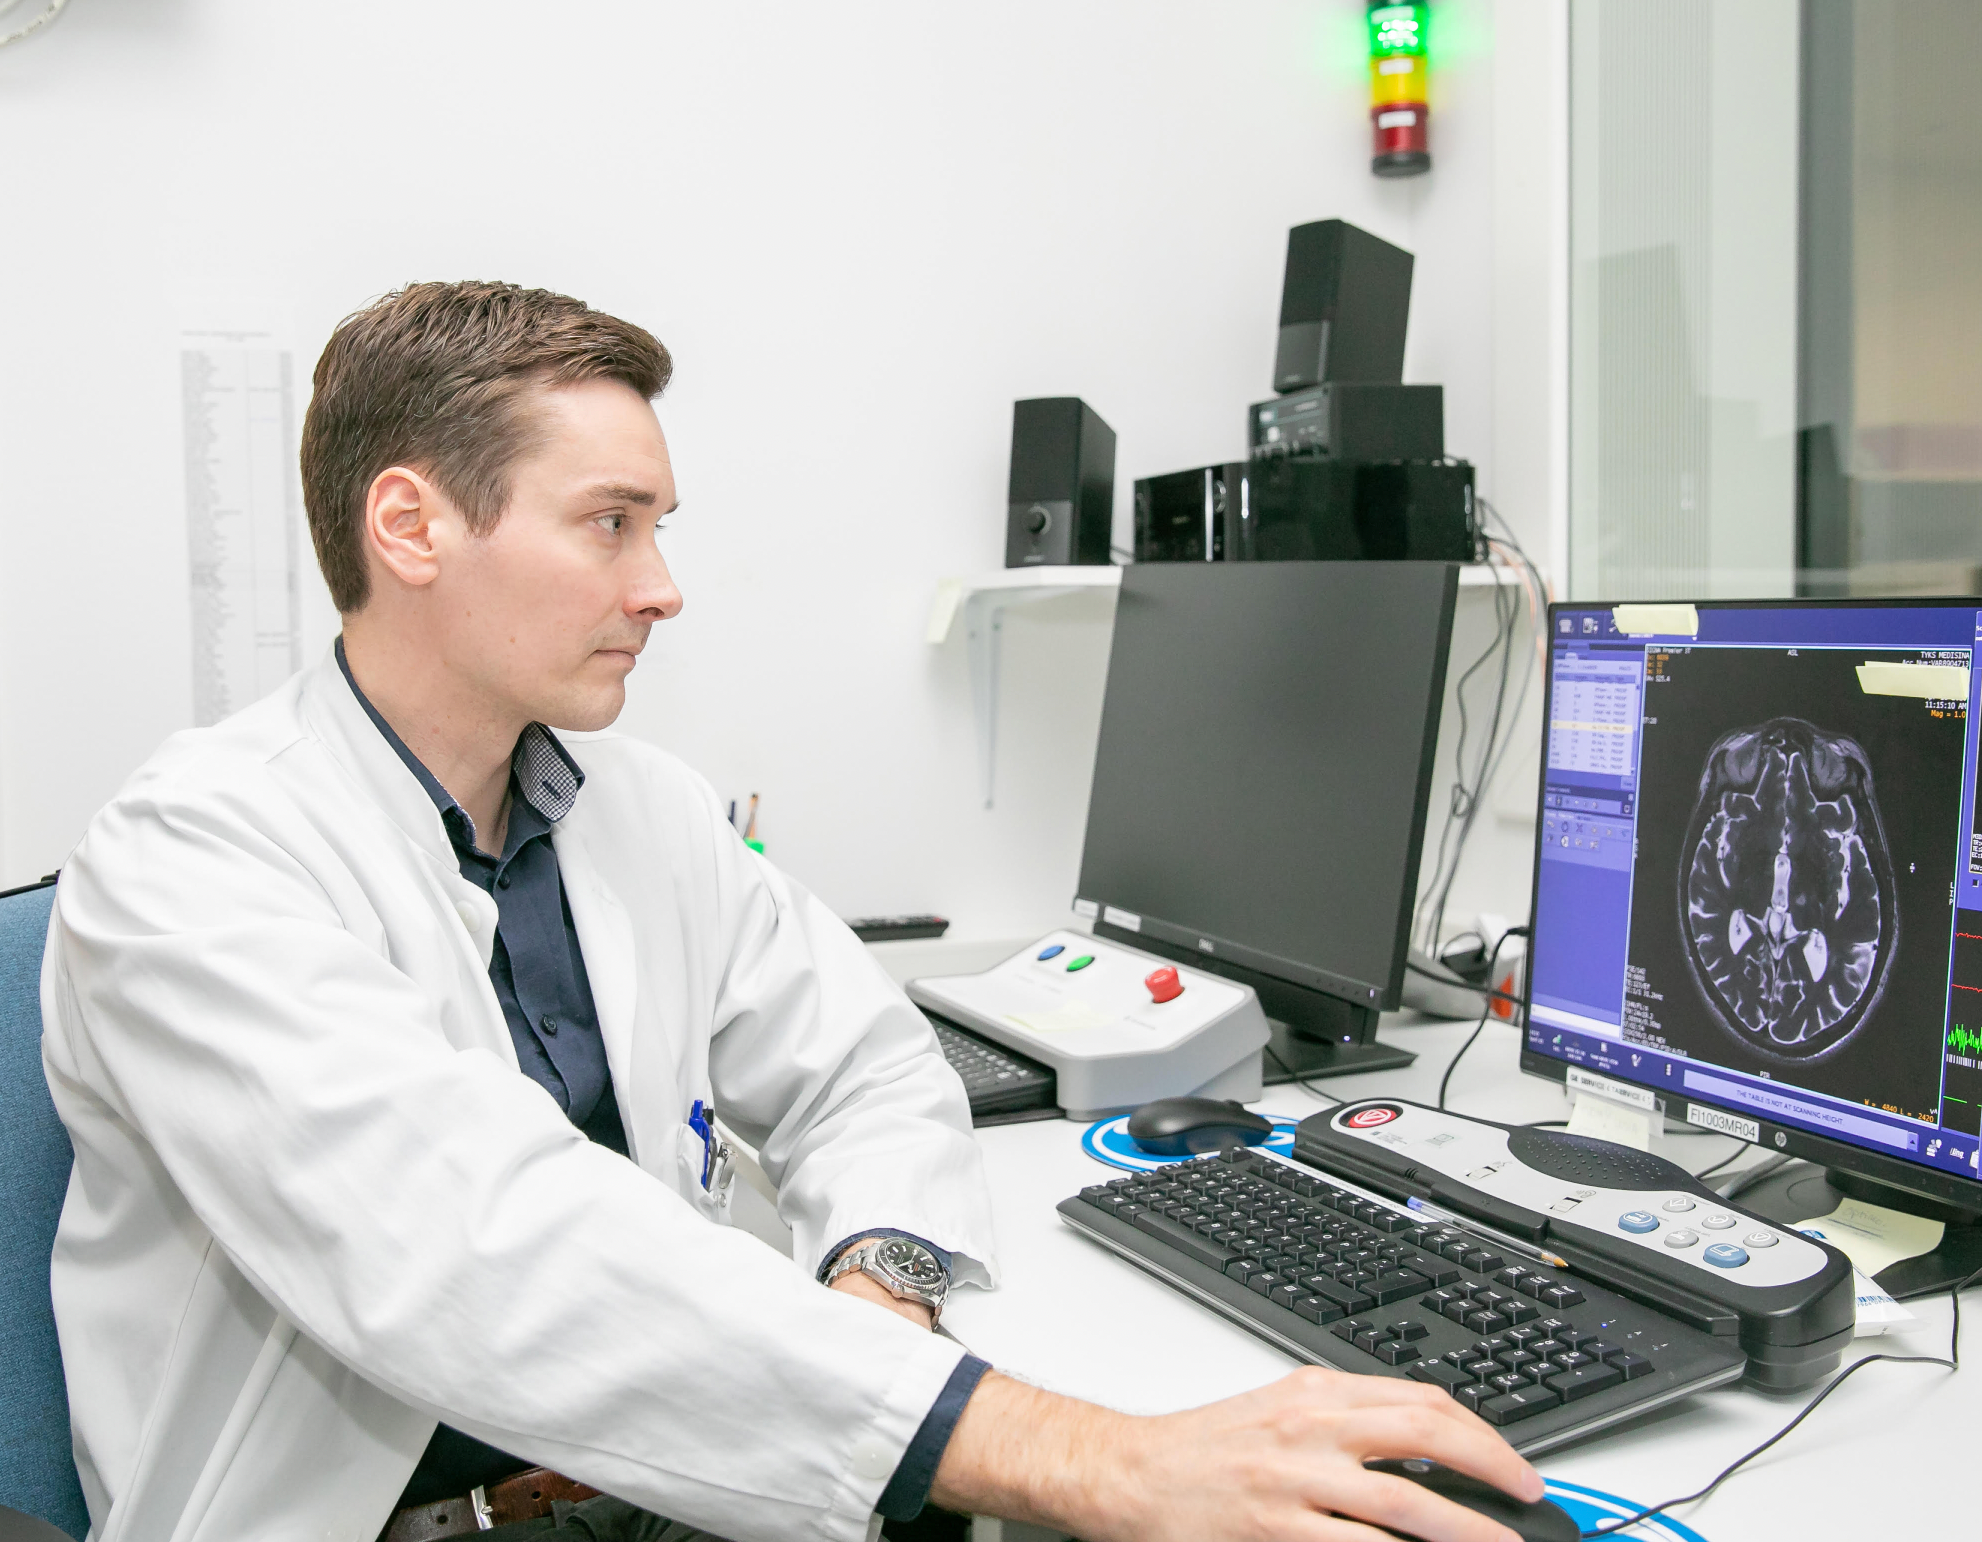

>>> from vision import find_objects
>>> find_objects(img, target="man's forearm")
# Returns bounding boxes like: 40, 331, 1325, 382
927, 1373, 1131, 1539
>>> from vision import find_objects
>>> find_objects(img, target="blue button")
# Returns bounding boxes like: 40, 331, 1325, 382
1703, 1243, 1749, 1269
1617, 1211, 1659, 1234
1038, 945, 1065, 960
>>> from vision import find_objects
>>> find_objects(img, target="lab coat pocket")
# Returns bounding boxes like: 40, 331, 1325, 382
675, 1121, 736, 1223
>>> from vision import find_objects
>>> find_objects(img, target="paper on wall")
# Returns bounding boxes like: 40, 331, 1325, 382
182, 330, 303, 726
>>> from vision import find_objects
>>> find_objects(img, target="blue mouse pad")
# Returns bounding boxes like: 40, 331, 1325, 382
1543, 1479, 1709, 1540
1080, 1114, 1301, 1172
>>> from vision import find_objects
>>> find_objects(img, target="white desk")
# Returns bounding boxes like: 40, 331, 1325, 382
913, 982, 1970, 1541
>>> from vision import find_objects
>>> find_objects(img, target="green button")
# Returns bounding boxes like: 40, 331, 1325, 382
1066, 954, 1095, 972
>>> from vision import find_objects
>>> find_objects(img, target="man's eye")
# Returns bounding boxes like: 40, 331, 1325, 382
597, 513, 625, 534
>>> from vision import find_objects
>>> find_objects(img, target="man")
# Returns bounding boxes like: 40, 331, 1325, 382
42, 282, 1540, 1542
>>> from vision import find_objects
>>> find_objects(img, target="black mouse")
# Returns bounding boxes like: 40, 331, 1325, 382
1125, 1096, 1272, 1155
1366, 1459, 1578, 1542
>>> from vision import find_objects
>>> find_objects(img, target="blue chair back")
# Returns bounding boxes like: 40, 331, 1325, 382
0, 881, 90, 1539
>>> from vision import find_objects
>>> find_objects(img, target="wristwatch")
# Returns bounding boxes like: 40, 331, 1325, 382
823, 1236, 950, 1325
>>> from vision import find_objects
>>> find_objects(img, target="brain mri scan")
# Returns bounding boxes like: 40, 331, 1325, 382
1680, 718, 1897, 1062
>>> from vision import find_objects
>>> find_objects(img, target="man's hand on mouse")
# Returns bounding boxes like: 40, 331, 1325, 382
931, 1363, 1543, 1542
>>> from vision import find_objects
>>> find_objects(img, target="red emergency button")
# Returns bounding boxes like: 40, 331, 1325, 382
1144, 966, 1184, 1003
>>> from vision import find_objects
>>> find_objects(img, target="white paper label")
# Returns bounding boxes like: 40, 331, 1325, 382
1073, 898, 1098, 919
1686, 1103, 1760, 1143
1101, 905, 1142, 932
1565, 1067, 1657, 1112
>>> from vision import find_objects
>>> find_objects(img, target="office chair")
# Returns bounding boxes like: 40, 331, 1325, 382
0, 878, 90, 1540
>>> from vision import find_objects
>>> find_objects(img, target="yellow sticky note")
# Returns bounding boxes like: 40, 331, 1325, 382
1855, 661, 1970, 700
1611, 603, 1700, 637
1792, 1196, 1944, 1278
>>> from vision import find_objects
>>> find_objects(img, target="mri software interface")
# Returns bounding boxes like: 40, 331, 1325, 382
1527, 602, 1982, 1184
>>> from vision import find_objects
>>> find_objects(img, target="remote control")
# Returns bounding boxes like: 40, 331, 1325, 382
847, 914, 950, 942
1298, 1099, 1856, 1387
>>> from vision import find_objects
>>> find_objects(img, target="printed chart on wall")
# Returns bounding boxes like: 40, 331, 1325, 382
181, 330, 303, 726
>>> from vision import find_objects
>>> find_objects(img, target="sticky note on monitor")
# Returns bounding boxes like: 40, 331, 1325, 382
1610, 603, 1700, 637
1855, 661, 1971, 700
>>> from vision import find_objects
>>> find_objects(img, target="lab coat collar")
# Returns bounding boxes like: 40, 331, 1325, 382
297, 648, 459, 871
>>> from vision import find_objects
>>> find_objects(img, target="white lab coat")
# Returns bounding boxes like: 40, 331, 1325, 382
40, 650, 999, 1542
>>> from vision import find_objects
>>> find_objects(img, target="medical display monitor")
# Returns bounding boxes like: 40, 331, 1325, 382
1522, 599, 1982, 1205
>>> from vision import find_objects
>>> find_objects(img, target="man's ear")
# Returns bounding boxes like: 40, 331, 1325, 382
363, 467, 448, 591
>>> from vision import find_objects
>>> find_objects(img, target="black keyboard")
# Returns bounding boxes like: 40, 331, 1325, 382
1059, 1145, 1747, 1453
931, 1015, 1058, 1125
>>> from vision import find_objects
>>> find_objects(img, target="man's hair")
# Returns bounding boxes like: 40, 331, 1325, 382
300, 281, 672, 613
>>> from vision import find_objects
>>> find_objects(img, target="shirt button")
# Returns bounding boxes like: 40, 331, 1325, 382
540, 1015, 559, 1036
849, 1434, 895, 1482
497, 874, 512, 890
455, 901, 479, 929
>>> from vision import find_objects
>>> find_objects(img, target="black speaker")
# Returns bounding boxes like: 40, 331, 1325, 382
1273, 219, 1414, 394
1250, 383, 1443, 461
1132, 463, 1250, 563
1006, 398, 1116, 567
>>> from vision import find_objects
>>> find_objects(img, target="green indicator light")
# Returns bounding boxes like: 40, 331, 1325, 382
1368, 3, 1428, 57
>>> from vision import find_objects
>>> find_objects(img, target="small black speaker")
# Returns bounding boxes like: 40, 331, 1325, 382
1132, 463, 1251, 563
1274, 219, 1414, 394
1249, 383, 1443, 461
1006, 398, 1116, 567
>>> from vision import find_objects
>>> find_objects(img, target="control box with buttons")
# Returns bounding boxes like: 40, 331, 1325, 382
908, 931, 1270, 1119
1296, 1099, 1857, 1388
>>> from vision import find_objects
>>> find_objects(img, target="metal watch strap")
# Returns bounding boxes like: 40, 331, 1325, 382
825, 1240, 947, 1323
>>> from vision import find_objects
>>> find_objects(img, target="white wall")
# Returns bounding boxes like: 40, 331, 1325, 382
0, 0, 1565, 942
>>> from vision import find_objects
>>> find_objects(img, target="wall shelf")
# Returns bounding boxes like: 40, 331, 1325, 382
926, 561, 1536, 809
927, 566, 1122, 808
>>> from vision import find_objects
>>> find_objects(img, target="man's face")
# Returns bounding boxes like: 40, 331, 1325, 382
433, 378, 681, 733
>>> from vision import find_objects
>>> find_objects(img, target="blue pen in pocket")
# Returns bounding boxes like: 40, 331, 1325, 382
689, 1098, 716, 1188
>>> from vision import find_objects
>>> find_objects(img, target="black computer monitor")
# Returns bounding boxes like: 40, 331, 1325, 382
1077, 561, 1459, 1081
1522, 597, 1982, 1291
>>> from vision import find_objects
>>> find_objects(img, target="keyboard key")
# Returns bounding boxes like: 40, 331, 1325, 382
1368, 1211, 1412, 1234
1128, 1211, 1243, 1271
1541, 1283, 1585, 1308
1501, 1301, 1540, 1325
1481, 1384, 1562, 1425
1607, 1352, 1654, 1380
1583, 1340, 1623, 1363
1462, 1250, 1506, 1274
1463, 1310, 1510, 1335
1441, 1300, 1473, 1324
1331, 1317, 1373, 1342
1549, 1352, 1592, 1372
1454, 1382, 1496, 1414
1421, 1289, 1462, 1310
1504, 1327, 1544, 1349
1306, 1278, 1376, 1314
1553, 1327, 1597, 1351
1247, 1271, 1286, 1297
1544, 1362, 1624, 1401
1408, 1360, 1476, 1392
1406, 1254, 1463, 1287
1488, 1372, 1534, 1396
1350, 1324, 1384, 1353
1388, 1320, 1431, 1341
1494, 1350, 1541, 1374
1224, 1259, 1259, 1284
1494, 1266, 1531, 1289
1460, 1359, 1498, 1382
1366, 1270, 1432, 1305
1291, 1294, 1347, 1325
1375, 1340, 1421, 1365
1270, 1284, 1303, 1311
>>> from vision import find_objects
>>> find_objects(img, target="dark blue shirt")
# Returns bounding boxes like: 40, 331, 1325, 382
337, 642, 980, 1519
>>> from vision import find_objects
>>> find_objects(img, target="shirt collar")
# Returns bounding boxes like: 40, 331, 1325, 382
333, 638, 585, 844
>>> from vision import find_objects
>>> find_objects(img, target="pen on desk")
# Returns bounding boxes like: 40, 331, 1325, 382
742, 793, 759, 843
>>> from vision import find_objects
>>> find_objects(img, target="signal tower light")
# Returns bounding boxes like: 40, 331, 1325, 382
1367, 2, 1430, 177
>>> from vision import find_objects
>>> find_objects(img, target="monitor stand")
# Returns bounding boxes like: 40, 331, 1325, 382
1736, 1161, 1982, 1298
1264, 1018, 1417, 1082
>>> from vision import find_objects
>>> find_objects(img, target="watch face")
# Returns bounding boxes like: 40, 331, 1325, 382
876, 1237, 945, 1289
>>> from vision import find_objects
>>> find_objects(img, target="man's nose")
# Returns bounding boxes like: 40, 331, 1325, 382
632, 546, 683, 621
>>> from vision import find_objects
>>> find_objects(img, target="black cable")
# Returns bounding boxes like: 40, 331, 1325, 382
1262, 1043, 1343, 1106
1580, 1263, 1982, 1538
1436, 927, 1528, 1112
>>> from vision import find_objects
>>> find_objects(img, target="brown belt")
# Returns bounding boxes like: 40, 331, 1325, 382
379, 1466, 601, 1541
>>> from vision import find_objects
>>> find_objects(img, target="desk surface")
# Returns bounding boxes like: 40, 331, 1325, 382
906, 949, 1969, 1542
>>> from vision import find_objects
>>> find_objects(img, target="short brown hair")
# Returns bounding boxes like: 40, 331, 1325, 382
300, 281, 672, 613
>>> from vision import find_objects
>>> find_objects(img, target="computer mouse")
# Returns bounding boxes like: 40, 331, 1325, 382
1124, 1096, 1273, 1155
1365, 1459, 1578, 1542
